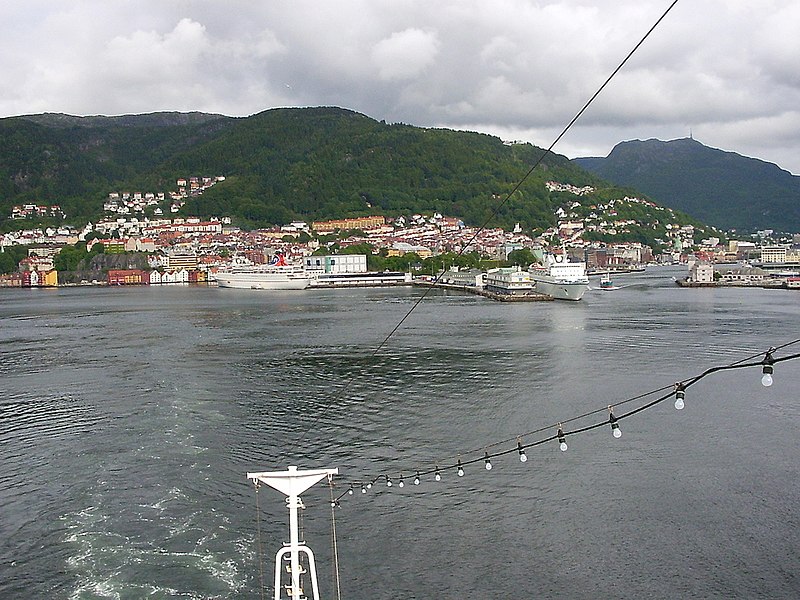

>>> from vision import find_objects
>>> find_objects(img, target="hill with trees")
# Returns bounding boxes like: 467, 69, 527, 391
1, 107, 708, 246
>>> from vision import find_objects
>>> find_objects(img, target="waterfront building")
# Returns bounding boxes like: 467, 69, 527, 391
485, 267, 532, 295
761, 245, 787, 263
440, 267, 485, 287
107, 269, 149, 285
688, 262, 715, 283
717, 265, 767, 285
304, 254, 367, 274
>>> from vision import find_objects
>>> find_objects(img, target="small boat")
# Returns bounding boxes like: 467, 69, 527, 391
597, 273, 622, 291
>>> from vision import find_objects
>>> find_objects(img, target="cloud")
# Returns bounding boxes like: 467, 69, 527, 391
371, 28, 440, 81
103, 19, 209, 85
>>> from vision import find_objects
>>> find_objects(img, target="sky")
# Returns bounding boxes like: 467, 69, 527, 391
2, 0, 800, 174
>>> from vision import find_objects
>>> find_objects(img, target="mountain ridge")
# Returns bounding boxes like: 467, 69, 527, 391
574, 137, 800, 231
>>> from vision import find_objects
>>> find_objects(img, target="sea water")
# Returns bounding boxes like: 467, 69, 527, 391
1, 268, 798, 599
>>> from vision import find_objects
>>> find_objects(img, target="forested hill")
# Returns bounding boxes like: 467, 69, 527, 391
574, 138, 800, 232
2, 107, 686, 234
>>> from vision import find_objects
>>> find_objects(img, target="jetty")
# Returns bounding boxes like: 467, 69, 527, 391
413, 280, 553, 301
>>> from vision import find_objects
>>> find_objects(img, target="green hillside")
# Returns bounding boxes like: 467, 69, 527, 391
1, 107, 704, 243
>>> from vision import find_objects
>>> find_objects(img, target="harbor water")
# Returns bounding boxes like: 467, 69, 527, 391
1, 267, 799, 599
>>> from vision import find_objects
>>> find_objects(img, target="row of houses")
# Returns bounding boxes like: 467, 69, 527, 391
0, 268, 208, 287
0, 270, 59, 287
11, 204, 66, 220
107, 269, 208, 285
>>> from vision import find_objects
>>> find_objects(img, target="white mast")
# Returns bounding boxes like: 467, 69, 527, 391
248, 466, 338, 600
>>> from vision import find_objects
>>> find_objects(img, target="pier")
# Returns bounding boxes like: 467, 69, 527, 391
413, 280, 553, 301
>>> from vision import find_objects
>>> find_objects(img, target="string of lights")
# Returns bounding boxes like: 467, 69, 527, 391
329, 340, 800, 505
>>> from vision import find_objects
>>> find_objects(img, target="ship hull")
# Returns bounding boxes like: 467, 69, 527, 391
530, 278, 589, 300
214, 271, 310, 290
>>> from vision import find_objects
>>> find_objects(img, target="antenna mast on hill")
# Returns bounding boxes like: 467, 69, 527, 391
248, 466, 339, 600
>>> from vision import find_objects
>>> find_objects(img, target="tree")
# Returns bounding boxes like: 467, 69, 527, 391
507, 248, 536, 266
54, 245, 89, 271
0, 246, 28, 274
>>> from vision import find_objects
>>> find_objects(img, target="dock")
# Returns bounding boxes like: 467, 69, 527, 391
413, 280, 553, 301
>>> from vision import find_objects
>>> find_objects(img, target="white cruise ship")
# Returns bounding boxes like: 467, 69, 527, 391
529, 253, 589, 300
214, 255, 311, 290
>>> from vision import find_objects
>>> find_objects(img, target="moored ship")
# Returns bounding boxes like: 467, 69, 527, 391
529, 253, 590, 301
214, 254, 311, 290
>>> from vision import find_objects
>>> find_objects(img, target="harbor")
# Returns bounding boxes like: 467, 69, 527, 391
2, 268, 798, 599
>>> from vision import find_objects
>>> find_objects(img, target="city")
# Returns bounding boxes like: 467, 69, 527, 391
3, 175, 799, 290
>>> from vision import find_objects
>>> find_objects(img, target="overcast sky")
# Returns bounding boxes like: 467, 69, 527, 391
3, 1, 799, 173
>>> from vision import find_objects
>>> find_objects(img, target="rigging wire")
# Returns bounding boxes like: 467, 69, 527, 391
280, 0, 684, 462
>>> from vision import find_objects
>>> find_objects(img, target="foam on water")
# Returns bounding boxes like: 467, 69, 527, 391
61, 484, 251, 599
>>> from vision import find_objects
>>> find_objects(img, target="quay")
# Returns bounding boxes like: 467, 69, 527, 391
413, 280, 553, 301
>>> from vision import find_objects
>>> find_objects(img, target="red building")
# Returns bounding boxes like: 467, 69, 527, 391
107, 269, 149, 285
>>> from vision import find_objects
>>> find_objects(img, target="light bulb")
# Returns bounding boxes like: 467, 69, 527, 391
761, 350, 775, 387
457, 460, 464, 477
330, 501, 336, 507
518, 441, 528, 462
386, 477, 392, 487
414, 472, 420, 485
484, 452, 492, 471
609, 409, 622, 438
366, 482, 372, 489
348, 487, 354, 496
434, 469, 441, 482
558, 427, 568, 452
361, 485, 367, 494
560, 441, 568, 452
674, 385, 685, 410
398, 478, 404, 488
762, 365, 774, 387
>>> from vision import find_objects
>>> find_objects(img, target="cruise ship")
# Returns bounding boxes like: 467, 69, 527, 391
529, 253, 590, 300
214, 255, 311, 290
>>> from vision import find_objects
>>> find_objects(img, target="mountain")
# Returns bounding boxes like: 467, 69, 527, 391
0, 107, 704, 243
574, 138, 800, 232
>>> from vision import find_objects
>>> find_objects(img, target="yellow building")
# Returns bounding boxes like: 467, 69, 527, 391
387, 243, 432, 258
39, 270, 58, 287
312, 215, 385, 233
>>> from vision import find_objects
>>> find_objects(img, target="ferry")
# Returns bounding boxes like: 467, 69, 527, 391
214, 254, 311, 290
529, 253, 589, 301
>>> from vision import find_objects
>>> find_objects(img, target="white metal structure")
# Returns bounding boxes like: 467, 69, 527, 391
247, 466, 338, 600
